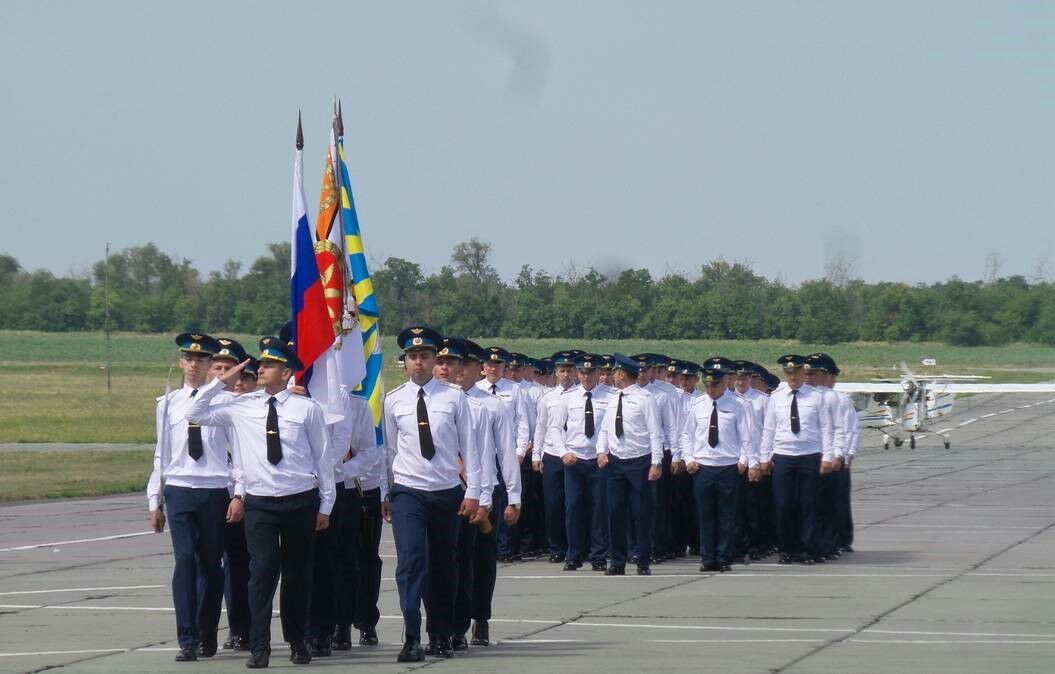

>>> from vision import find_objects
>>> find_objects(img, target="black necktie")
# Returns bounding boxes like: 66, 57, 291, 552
615, 392, 624, 438
490, 383, 498, 395
708, 400, 719, 448
188, 389, 203, 461
417, 389, 435, 460
266, 396, 282, 464
584, 391, 594, 438
790, 389, 801, 434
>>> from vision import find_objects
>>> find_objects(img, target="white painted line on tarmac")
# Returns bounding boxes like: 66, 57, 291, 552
0, 585, 164, 596
998, 409, 1016, 414
0, 531, 155, 552
501, 639, 585, 644
652, 638, 825, 644
568, 622, 850, 634
980, 413, 997, 419
867, 629, 1055, 638
850, 639, 1055, 645
0, 649, 128, 658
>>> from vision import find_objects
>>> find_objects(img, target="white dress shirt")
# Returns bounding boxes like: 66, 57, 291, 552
518, 379, 541, 440
554, 383, 613, 459
642, 381, 678, 451
596, 384, 664, 465
464, 395, 498, 508
733, 387, 768, 465
815, 385, 849, 460
186, 378, 338, 515
476, 378, 531, 457
680, 391, 758, 468
386, 377, 481, 500
467, 386, 522, 506
532, 384, 576, 461
336, 391, 384, 495
147, 384, 233, 510
759, 384, 833, 463
820, 385, 859, 460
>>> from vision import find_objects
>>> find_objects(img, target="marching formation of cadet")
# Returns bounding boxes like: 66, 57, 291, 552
148, 327, 858, 667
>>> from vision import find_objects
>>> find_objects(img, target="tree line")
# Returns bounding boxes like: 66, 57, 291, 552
3, 239, 1055, 346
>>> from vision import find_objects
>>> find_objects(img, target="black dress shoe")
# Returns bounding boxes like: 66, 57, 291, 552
719, 563, 732, 573
778, 554, 795, 565
359, 629, 379, 646
289, 641, 312, 664
175, 647, 198, 662
701, 562, 719, 572
563, 560, 581, 571
591, 561, 607, 572
435, 636, 454, 658
470, 620, 490, 646
629, 555, 639, 565
397, 638, 425, 663
605, 566, 626, 576
333, 625, 352, 650
224, 635, 250, 651
636, 566, 652, 576
799, 555, 816, 565
452, 634, 469, 652
424, 636, 438, 656
549, 553, 565, 563
198, 632, 217, 658
309, 636, 331, 657
245, 650, 270, 669
841, 544, 854, 553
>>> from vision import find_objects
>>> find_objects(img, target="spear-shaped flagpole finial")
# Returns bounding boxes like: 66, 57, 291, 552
336, 99, 345, 137
296, 111, 304, 150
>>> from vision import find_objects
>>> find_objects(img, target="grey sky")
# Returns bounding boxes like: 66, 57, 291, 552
1, 1, 1052, 285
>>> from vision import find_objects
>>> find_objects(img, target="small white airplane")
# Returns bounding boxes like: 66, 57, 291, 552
836, 364, 1055, 450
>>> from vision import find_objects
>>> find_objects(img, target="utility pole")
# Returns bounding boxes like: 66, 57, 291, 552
104, 242, 112, 394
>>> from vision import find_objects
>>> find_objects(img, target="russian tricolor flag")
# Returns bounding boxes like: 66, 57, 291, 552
290, 127, 335, 386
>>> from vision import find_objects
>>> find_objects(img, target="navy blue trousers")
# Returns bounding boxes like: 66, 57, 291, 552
746, 475, 774, 553
307, 484, 358, 639
835, 467, 854, 548
816, 471, 838, 556
471, 485, 506, 623
222, 518, 250, 639
671, 469, 697, 554
391, 485, 462, 641
164, 485, 228, 649
244, 489, 319, 652
771, 453, 821, 557
653, 450, 674, 555
354, 488, 384, 631
564, 456, 609, 565
542, 453, 567, 557
606, 455, 655, 569
693, 464, 740, 565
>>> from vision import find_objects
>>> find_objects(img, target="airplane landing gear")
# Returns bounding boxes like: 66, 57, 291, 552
909, 436, 916, 449
893, 438, 904, 448
943, 437, 950, 449
882, 433, 891, 450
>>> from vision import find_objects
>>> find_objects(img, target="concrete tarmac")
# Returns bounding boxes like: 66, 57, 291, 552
2, 392, 1054, 673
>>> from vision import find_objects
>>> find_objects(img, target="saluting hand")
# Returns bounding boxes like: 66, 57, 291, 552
218, 358, 251, 388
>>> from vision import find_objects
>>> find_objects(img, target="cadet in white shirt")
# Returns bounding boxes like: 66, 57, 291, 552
730, 360, 773, 560
477, 347, 534, 560
147, 333, 238, 663
461, 339, 522, 647
680, 367, 759, 572
553, 353, 613, 571
639, 354, 680, 562
596, 354, 664, 575
425, 337, 495, 653
337, 392, 386, 648
383, 327, 482, 663
805, 353, 857, 559
759, 355, 834, 566
533, 351, 580, 563
185, 337, 335, 668
669, 361, 703, 557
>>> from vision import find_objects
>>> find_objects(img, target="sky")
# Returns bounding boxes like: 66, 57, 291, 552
1, 1, 1052, 285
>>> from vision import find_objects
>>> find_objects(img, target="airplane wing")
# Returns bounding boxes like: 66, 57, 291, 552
835, 383, 904, 393
933, 383, 1055, 393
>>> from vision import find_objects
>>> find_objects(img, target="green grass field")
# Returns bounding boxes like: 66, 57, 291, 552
0, 330, 1051, 502
2, 330, 1052, 445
